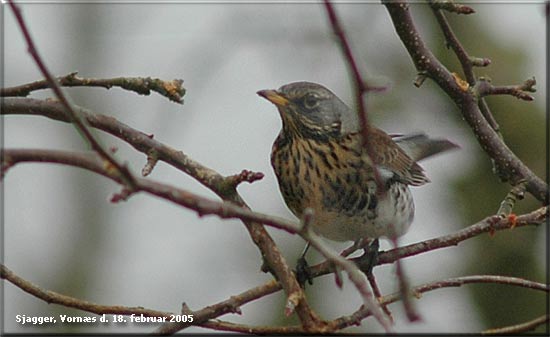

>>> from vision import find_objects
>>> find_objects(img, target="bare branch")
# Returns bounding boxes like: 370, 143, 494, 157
3, 143, 546, 332
202, 275, 548, 334
2, 147, 388, 332
221, 169, 265, 195
482, 314, 549, 335
496, 179, 527, 218
0, 264, 174, 318
331, 275, 549, 331
304, 206, 546, 280
389, 235, 420, 322
5, 1, 546, 334
323, 0, 385, 192
300, 217, 394, 332
383, 1, 548, 203
1, 97, 319, 331
209, 275, 549, 334
0, 72, 186, 104
154, 279, 283, 334
366, 272, 394, 323
477, 77, 537, 101
199, 319, 304, 334
6, 1, 136, 190
430, 1, 487, 86
0, 149, 303, 235
429, 1, 501, 136
429, 0, 475, 15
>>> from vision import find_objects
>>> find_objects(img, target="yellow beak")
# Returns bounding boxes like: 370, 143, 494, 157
257, 89, 289, 107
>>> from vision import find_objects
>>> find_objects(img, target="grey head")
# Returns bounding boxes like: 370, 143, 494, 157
258, 81, 360, 137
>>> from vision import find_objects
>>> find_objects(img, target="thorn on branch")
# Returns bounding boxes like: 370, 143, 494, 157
430, 0, 475, 15
142, 150, 159, 177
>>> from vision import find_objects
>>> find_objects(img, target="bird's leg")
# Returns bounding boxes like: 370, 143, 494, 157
356, 238, 380, 275
295, 242, 314, 286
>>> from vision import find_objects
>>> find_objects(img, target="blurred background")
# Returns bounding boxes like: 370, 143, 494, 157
2, 2, 547, 334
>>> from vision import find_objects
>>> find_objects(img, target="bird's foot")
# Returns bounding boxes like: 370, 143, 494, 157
295, 256, 314, 287
356, 238, 380, 275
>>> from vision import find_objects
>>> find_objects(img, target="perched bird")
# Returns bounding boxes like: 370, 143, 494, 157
257, 81, 457, 252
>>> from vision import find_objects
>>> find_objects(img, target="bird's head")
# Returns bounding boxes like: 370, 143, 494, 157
257, 81, 358, 139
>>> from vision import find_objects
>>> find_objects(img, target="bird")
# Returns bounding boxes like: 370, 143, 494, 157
257, 81, 457, 281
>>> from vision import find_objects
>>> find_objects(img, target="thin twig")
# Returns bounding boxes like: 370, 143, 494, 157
301, 223, 394, 332
496, 179, 527, 218
199, 319, 304, 334
6, 1, 136, 189
3, 100, 547, 270
7, 149, 544, 332
0, 72, 186, 104
366, 273, 393, 323
331, 275, 549, 331
389, 235, 420, 322
430, 2, 483, 85
1, 147, 384, 332
304, 206, 546, 280
207, 275, 550, 334
383, 1, 548, 203
1, 144, 546, 332
1, 98, 319, 331
429, 2, 501, 134
429, 0, 475, 15
4, 96, 547, 333
320, 9, 393, 325
477, 77, 537, 101
323, 0, 385, 192
0, 149, 302, 235
1, 264, 174, 318
482, 314, 549, 335
8, 251, 545, 335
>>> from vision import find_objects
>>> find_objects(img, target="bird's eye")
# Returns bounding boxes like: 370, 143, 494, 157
302, 93, 320, 110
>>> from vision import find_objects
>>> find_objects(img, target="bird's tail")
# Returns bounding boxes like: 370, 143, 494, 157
391, 133, 459, 162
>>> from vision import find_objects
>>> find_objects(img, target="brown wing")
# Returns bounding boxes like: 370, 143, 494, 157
359, 127, 430, 186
